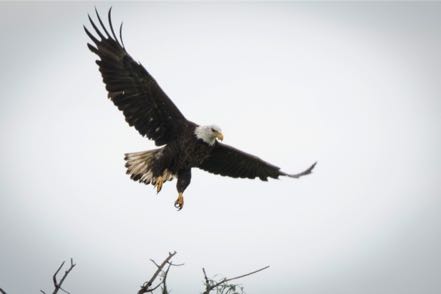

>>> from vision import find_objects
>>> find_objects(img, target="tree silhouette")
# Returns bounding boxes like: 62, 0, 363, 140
1, 252, 268, 294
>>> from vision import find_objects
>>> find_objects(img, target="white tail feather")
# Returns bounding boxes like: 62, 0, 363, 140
124, 149, 174, 186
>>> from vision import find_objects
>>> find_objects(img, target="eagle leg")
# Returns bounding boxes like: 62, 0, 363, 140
155, 176, 164, 193
174, 192, 184, 211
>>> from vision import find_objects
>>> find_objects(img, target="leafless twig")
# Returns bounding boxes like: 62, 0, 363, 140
138, 251, 183, 294
160, 262, 171, 294
40, 258, 76, 294
4, 253, 266, 294
202, 265, 270, 294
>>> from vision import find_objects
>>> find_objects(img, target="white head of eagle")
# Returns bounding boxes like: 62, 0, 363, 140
194, 125, 224, 145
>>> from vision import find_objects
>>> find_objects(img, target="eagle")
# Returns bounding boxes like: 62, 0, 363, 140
84, 8, 316, 210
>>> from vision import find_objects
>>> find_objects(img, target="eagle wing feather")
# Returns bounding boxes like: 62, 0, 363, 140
199, 142, 316, 181
85, 8, 188, 146
199, 142, 283, 181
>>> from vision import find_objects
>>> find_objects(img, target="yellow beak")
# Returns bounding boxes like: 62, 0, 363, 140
216, 132, 224, 141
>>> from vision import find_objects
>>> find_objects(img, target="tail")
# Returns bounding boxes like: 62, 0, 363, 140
124, 149, 174, 186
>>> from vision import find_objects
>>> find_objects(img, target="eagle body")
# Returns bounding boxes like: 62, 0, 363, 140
125, 124, 215, 187
167, 125, 216, 170
85, 9, 316, 210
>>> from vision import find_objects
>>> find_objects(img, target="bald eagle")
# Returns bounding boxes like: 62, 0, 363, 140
85, 9, 316, 210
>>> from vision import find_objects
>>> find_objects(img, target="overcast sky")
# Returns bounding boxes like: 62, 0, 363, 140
1, 2, 441, 294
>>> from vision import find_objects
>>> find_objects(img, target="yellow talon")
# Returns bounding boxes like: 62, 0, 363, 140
155, 176, 164, 193
174, 192, 184, 210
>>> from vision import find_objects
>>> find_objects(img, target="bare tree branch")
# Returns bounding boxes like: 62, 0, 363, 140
161, 263, 172, 294
202, 265, 270, 294
202, 268, 211, 292
149, 259, 161, 269
162, 259, 184, 293
5, 253, 265, 294
40, 258, 76, 294
138, 251, 177, 294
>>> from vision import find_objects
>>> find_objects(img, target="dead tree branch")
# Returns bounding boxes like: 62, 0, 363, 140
138, 251, 183, 294
40, 258, 76, 294
202, 265, 270, 294
3, 253, 266, 294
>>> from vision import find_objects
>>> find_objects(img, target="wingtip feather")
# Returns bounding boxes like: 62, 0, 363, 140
108, 7, 120, 45
284, 161, 317, 179
87, 43, 99, 55
84, 25, 99, 44
95, 7, 111, 38
88, 13, 105, 40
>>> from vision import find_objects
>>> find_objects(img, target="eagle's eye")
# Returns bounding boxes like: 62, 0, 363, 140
211, 128, 216, 133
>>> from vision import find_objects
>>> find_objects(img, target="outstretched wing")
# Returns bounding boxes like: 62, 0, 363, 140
199, 142, 316, 181
84, 8, 189, 146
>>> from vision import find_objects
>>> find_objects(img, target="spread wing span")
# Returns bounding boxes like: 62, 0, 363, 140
199, 142, 317, 181
84, 8, 188, 146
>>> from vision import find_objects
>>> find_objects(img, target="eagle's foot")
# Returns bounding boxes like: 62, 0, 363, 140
174, 193, 184, 211
155, 176, 164, 193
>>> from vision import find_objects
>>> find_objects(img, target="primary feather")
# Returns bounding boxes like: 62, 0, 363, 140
84, 8, 188, 146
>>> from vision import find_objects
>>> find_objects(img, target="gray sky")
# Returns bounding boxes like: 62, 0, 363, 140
1, 2, 441, 294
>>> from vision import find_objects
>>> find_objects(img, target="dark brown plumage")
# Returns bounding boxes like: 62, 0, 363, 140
85, 8, 316, 210
199, 143, 317, 181
84, 8, 187, 146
